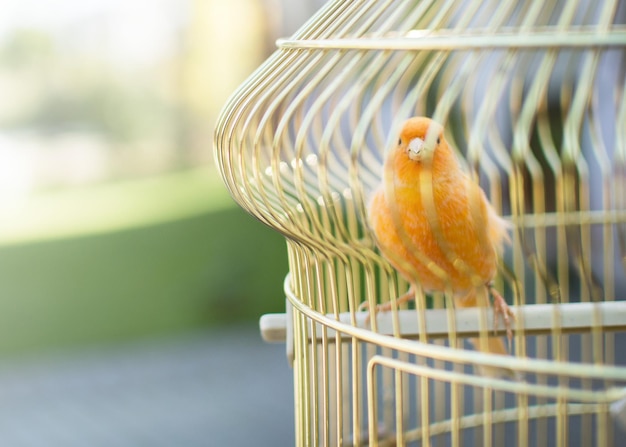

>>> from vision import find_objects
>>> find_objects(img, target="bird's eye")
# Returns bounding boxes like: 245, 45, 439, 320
436, 136, 441, 144
398, 138, 402, 146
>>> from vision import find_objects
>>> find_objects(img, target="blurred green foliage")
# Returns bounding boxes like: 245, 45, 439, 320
0, 29, 174, 142
0, 29, 55, 66
0, 4, 282, 358
0, 207, 288, 357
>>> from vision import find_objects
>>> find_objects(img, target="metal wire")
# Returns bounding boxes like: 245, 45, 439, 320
214, 0, 626, 445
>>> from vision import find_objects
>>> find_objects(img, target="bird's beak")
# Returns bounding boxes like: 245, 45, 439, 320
407, 138, 424, 161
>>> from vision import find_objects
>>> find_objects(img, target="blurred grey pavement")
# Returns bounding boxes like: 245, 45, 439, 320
0, 324, 294, 446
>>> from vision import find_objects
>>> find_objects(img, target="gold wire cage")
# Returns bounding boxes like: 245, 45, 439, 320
213, 1, 626, 446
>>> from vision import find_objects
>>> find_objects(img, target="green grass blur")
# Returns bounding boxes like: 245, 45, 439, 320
0, 170, 288, 357
0, 1, 289, 358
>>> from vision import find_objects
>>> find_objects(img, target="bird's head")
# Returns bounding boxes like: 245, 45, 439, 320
386, 117, 457, 184
398, 116, 443, 163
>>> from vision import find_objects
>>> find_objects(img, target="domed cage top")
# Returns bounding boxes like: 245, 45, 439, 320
214, 1, 626, 446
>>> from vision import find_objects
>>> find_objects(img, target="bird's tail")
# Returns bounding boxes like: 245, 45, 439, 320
467, 336, 516, 379
456, 288, 516, 379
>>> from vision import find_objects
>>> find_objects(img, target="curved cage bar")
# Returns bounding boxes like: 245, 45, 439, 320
214, 0, 626, 445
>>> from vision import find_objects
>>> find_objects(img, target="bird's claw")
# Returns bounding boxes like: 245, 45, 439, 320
357, 300, 371, 313
489, 284, 515, 348
358, 287, 415, 326
358, 300, 392, 326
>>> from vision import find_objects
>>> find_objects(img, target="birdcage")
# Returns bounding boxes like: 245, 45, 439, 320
213, 0, 626, 446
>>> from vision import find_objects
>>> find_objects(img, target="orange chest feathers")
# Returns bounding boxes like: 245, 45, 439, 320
368, 173, 499, 294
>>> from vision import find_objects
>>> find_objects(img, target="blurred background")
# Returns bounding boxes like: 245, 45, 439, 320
0, 0, 325, 445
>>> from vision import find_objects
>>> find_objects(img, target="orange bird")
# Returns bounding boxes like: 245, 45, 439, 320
366, 116, 514, 373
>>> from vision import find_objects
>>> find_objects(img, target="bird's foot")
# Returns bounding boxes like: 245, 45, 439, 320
488, 284, 515, 347
359, 287, 415, 325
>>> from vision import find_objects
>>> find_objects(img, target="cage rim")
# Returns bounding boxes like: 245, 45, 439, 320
277, 26, 626, 51
285, 274, 626, 383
